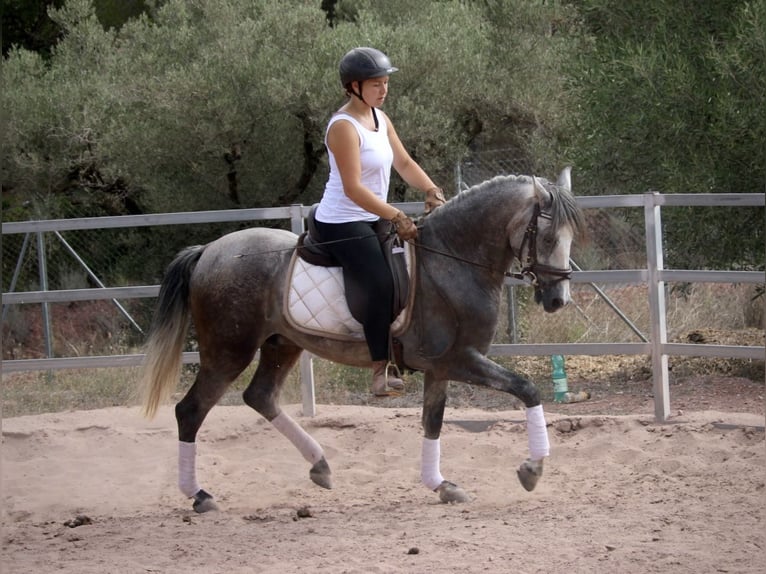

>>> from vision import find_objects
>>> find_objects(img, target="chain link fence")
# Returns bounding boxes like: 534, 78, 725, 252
456, 150, 647, 347
2, 150, 763, 364
2, 218, 262, 359
455, 150, 762, 357
455, 148, 534, 193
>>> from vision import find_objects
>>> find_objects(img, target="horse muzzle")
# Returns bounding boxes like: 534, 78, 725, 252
534, 281, 570, 313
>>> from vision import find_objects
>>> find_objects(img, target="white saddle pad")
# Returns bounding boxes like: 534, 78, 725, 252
284, 243, 413, 341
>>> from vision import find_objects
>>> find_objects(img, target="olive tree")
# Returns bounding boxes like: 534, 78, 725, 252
3, 0, 585, 217
564, 0, 764, 268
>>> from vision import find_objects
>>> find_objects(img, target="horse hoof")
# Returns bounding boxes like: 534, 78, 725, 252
310, 457, 333, 489
436, 480, 470, 504
517, 458, 544, 492
192, 489, 218, 513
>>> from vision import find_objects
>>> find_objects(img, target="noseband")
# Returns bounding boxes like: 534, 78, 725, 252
508, 202, 572, 289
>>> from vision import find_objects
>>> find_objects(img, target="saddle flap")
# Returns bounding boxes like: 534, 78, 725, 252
285, 242, 416, 342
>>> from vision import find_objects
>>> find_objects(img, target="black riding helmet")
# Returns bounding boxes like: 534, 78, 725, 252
339, 47, 398, 95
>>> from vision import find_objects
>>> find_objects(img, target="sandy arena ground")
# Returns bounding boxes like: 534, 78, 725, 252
2, 400, 764, 573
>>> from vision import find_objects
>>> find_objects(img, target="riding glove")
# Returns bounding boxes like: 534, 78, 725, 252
391, 210, 418, 241
424, 186, 447, 213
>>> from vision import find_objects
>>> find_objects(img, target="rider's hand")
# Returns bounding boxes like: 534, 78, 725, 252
391, 210, 418, 241
424, 186, 446, 214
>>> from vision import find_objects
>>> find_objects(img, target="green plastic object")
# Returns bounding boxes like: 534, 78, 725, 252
551, 354, 568, 402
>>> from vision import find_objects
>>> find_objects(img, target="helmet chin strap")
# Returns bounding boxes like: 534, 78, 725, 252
350, 82, 380, 132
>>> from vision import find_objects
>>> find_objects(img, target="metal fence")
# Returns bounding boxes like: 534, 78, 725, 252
2, 189, 764, 421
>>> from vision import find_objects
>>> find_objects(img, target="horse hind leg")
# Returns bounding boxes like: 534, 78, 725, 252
242, 335, 332, 490
176, 357, 253, 513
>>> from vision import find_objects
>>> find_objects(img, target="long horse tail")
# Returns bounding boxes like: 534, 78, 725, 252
139, 245, 205, 419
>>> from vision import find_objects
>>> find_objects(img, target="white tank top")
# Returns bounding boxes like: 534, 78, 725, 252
315, 111, 393, 223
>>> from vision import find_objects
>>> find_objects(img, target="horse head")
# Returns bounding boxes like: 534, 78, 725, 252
513, 167, 583, 313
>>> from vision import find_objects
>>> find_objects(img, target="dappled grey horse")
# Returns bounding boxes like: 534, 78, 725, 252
140, 168, 584, 512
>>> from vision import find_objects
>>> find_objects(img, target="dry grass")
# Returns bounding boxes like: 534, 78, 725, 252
2, 367, 143, 418
503, 282, 763, 345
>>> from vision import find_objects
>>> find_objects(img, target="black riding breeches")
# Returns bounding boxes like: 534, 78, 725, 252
313, 219, 394, 361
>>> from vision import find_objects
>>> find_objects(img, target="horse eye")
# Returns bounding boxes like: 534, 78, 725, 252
543, 235, 557, 248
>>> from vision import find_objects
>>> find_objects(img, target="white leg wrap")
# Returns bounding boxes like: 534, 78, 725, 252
271, 412, 324, 465
420, 438, 445, 491
526, 404, 550, 460
178, 441, 201, 498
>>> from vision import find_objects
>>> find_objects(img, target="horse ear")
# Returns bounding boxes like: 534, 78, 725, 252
556, 166, 572, 192
532, 176, 551, 204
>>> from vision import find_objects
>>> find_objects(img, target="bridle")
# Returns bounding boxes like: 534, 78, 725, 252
413, 201, 572, 290
510, 202, 573, 289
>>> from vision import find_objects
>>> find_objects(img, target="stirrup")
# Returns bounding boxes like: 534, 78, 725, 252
385, 361, 405, 390
371, 361, 405, 396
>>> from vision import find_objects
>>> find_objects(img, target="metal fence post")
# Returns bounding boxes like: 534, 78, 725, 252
644, 193, 670, 421
300, 352, 317, 417
289, 204, 317, 417
36, 232, 54, 359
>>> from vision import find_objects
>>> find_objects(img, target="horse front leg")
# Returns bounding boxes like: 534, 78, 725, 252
515, 403, 547, 492
421, 371, 469, 503
446, 350, 549, 493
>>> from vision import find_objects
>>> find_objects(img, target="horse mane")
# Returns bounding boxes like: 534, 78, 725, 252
439, 173, 585, 240
543, 177, 586, 240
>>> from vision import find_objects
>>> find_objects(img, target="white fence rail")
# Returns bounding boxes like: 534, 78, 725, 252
2, 193, 764, 421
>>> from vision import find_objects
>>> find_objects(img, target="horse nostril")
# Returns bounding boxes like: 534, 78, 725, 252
551, 298, 564, 310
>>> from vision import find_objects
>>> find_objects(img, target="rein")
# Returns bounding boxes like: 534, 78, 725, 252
234, 203, 573, 290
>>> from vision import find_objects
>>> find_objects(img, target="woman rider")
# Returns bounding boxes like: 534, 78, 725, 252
314, 47, 446, 396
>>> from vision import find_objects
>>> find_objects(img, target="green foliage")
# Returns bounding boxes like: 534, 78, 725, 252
565, 0, 765, 268
474, 0, 588, 170
3, 0, 124, 218
568, 0, 749, 192
1, 0, 66, 57
3, 0, 582, 220
4, 0, 761, 274
1, 0, 150, 57
95, 0, 341, 211
92, 0, 150, 29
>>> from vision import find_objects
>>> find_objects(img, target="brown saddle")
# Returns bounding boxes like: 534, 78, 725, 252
296, 205, 411, 326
